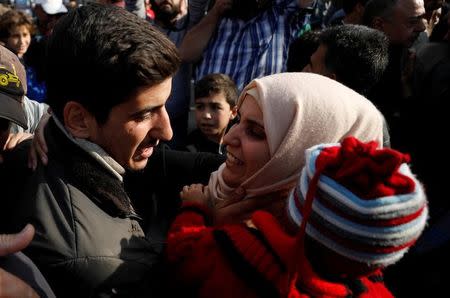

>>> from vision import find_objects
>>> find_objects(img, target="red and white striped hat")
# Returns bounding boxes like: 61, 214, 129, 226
288, 137, 428, 266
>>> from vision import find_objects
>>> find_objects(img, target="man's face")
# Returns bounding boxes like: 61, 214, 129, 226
302, 44, 334, 78
34, 5, 50, 35
153, 0, 182, 22
381, 0, 426, 47
88, 78, 173, 171
0, 118, 11, 150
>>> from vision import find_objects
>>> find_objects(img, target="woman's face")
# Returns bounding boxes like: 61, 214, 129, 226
221, 95, 271, 187
6, 25, 31, 58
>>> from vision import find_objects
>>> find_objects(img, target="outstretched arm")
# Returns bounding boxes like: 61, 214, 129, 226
178, 0, 232, 63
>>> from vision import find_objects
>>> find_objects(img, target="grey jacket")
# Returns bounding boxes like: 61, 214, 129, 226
1, 119, 164, 297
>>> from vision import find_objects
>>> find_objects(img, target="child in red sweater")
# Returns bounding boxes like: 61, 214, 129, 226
166, 137, 428, 297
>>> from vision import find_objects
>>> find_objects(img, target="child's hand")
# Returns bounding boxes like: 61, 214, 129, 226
180, 184, 210, 205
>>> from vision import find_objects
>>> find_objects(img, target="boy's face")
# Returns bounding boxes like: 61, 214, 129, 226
195, 92, 235, 143
87, 78, 173, 171
6, 25, 31, 58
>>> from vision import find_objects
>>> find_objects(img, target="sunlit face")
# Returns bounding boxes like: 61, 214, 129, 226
5, 25, 31, 58
195, 92, 235, 144
381, 0, 426, 47
302, 44, 333, 78
221, 95, 270, 188
88, 78, 173, 171
154, 0, 182, 17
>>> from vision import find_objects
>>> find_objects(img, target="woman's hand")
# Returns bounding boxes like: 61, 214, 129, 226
180, 184, 210, 205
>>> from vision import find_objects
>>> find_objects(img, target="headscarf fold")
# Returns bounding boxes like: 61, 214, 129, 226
208, 73, 385, 220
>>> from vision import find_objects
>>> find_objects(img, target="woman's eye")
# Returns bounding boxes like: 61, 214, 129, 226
246, 127, 266, 140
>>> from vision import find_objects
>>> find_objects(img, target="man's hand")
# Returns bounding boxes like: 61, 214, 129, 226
210, 0, 233, 18
0, 224, 39, 298
0, 224, 35, 256
0, 268, 40, 298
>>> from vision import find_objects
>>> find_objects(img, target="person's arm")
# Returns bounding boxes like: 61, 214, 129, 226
178, 0, 232, 63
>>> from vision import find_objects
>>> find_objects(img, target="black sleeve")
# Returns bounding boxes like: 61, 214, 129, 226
124, 144, 225, 240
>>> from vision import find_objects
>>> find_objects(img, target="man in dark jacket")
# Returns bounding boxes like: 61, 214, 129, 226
0, 4, 181, 297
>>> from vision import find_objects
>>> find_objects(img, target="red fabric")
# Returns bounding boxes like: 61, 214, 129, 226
166, 202, 300, 298
167, 204, 394, 298
253, 212, 394, 298
316, 137, 414, 199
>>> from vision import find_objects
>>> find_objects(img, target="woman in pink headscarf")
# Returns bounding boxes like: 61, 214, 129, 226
166, 73, 428, 298
183, 72, 385, 224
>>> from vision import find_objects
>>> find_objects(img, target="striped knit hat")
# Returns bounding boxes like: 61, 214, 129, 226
287, 137, 428, 266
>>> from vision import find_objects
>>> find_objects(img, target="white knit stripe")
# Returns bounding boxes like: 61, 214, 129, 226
298, 173, 428, 240
305, 223, 408, 265
287, 195, 408, 265
305, 147, 427, 216
301, 167, 426, 220
301, 168, 426, 219
314, 185, 423, 220
302, 200, 427, 246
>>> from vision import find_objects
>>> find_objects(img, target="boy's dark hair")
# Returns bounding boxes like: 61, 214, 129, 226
46, 3, 181, 124
319, 24, 388, 95
194, 73, 238, 108
287, 30, 320, 72
0, 10, 35, 42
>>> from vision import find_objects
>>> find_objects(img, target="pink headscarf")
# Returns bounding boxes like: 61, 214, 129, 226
208, 73, 384, 222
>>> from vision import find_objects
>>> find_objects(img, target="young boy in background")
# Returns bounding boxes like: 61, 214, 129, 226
186, 73, 237, 154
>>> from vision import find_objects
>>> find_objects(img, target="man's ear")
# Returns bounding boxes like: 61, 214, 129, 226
229, 105, 238, 120
63, 101, 96, 139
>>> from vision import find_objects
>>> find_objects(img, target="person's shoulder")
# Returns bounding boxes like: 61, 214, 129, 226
1, 139, 33, 176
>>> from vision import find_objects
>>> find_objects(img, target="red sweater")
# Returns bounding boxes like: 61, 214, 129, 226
166, 202, 394, 298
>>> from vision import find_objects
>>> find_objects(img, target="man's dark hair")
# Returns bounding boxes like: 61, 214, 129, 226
195, 73, 238, 107
362, 0, 398, 26
287, 30, 320, 72
46, 3, 181, 124
342, 0, 369, 14
320, 24, 389, 94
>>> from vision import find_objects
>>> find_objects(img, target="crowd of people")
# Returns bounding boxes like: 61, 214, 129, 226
0, 0, 448, 297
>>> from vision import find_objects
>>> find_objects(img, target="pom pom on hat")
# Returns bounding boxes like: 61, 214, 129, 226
288, 137, 428, 266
